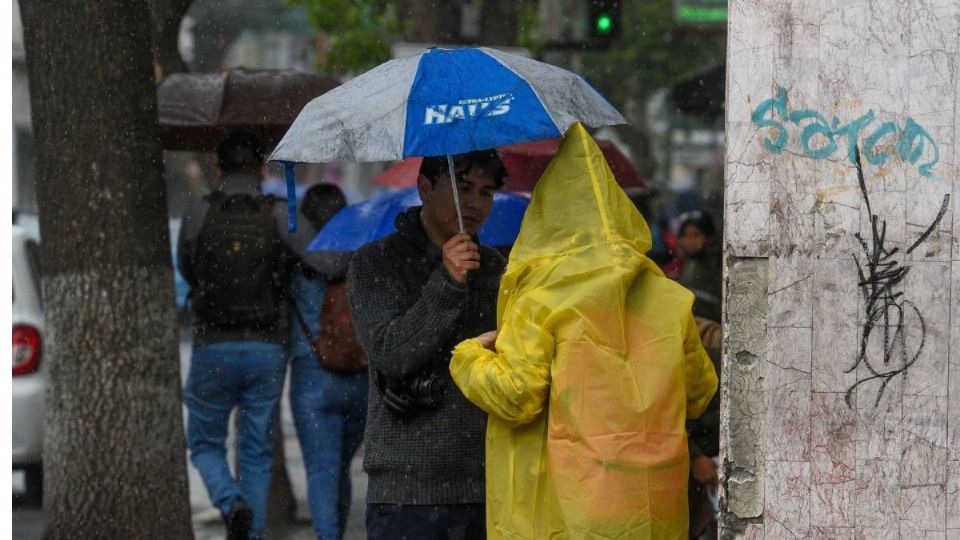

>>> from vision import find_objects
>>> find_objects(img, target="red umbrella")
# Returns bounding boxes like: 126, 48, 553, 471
372, 138, 645, 193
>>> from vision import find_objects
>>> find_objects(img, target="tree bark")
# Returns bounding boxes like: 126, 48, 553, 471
20, 1, 193, 538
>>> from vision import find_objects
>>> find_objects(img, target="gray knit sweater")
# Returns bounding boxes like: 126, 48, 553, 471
347, 207, 505, 504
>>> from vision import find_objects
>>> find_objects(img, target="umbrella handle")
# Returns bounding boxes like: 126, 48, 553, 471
447, 155, 465, 234
281, 161, 298, 232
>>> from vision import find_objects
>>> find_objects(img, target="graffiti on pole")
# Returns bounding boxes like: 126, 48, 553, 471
747, 88, 952, 407
843, 146, 949, 407
751, 87, 941, 178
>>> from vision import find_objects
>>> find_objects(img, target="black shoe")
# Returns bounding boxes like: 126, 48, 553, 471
226, 499, 253, 540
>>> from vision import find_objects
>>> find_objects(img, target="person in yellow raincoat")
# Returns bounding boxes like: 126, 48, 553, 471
450, 123, 719, 539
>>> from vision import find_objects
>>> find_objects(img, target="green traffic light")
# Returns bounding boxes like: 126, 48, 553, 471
595, 14, 613, 34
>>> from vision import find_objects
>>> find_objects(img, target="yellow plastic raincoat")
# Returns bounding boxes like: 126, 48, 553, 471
450, 123, 718, 539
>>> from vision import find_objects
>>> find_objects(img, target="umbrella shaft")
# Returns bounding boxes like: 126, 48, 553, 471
447, 155, 465, 234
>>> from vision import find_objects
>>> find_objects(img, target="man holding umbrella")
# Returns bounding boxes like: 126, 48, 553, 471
347, 150, 507, 539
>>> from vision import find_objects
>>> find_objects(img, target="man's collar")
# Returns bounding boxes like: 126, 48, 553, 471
395, 207, 442, 260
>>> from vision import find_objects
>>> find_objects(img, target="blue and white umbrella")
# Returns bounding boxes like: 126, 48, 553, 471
269, 47, 626, 231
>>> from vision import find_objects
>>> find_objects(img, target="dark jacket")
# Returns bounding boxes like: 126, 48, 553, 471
687, 343, 720, 460
347, 207, 505, 504
678, 244, 723, 323
177, 175, 348, 346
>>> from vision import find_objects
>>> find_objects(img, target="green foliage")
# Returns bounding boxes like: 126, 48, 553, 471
290, 0, 399, 74
581, 0, 726, 121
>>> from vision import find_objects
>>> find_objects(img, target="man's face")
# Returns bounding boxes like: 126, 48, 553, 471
419, 166, 498, 241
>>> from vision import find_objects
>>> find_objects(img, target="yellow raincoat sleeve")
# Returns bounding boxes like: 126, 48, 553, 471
450, 303, 554, 427
682, 310, 719, 419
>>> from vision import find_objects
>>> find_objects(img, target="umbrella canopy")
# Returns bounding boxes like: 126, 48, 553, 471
269, 47, 627, 163
157, 68, 340, 151
309, 187, 529, 251
372, 138, 645, 193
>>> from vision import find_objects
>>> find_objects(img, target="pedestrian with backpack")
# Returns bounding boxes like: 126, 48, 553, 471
287, 184, 368, 540
178, 132, 344, 540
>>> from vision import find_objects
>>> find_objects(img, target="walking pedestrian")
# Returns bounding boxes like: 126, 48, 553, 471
667, 211, 723, 533
347, 150, 507, 540
676, 210, 722, 322
287, 184, 368, 540
178, 132, 341, 540
687, 321, 721, 539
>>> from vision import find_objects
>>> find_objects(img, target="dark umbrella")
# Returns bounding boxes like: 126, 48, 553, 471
157, 68, 340, 151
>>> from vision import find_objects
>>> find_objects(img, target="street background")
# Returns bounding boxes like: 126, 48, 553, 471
12, 0, 960, 535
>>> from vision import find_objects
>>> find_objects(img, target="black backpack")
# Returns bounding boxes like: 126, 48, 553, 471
191, 191, 286, 328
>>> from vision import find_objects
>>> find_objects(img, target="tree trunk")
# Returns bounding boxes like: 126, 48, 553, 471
20, 1, 194, 538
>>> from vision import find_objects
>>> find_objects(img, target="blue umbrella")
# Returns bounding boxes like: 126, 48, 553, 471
309, 188, 529, 251
269, 47, 626, 232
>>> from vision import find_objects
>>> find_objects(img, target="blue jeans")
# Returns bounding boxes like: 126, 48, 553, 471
184, 341, 288, 540
290, 354, 368, 540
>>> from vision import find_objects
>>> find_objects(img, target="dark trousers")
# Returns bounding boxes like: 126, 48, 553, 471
366, 503, 485, 540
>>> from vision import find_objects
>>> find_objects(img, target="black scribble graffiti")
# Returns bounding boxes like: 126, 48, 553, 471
844, 146, 950, 408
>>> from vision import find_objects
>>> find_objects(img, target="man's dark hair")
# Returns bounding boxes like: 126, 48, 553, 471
301, 183, 347, 231
419, 150, 506, 188
217, 132, 264, 175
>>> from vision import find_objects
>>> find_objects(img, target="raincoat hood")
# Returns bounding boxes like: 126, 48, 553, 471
449, 123, 718, 539
507, 122, 652, 264
494, 123, 665, 345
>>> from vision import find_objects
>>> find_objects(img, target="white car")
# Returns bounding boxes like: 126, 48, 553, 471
12, 223, 44, 501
